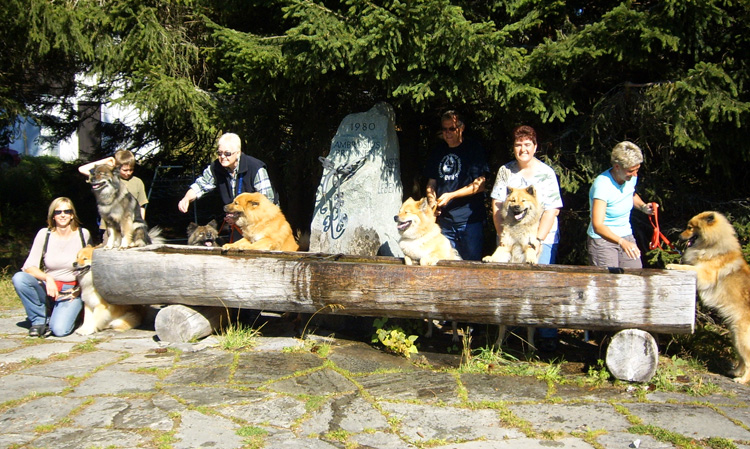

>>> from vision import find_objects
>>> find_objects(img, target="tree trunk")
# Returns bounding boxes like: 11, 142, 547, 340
92, 245, 697, 334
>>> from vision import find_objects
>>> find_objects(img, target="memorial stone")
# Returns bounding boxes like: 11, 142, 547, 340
310, 102, 403, 256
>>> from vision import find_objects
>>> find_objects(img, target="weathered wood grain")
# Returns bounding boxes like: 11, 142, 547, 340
92, 245, 697, 333
605, 329, 660, 382
154, 304, 227, 343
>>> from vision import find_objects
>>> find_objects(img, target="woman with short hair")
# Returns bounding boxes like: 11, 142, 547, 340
587, 141, 657, 268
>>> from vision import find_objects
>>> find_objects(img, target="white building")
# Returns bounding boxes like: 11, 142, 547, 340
6, 76, 156, 161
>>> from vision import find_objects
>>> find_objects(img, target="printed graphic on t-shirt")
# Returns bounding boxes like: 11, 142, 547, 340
439, 154, 461, 182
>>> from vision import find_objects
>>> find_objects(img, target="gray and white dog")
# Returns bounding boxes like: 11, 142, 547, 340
87, 164, 160, 249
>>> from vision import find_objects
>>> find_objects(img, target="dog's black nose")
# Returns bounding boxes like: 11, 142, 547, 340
393, 215, 399, 222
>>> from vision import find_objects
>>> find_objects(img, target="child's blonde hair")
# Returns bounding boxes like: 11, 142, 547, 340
114, 149, 136, 168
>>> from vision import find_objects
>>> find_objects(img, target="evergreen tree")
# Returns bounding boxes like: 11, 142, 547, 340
3, 0, 750, 263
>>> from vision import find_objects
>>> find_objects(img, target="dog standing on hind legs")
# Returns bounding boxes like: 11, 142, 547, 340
87, 164, 160, 249
666, 211, 750, 384
483, 186, 543, 350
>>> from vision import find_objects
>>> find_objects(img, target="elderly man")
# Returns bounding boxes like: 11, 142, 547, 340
178, 133, 277, 214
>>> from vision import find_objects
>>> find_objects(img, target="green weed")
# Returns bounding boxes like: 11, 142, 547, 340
218, 321, 261, 351
585, 359, 611, 385
371, 317, 419, 358
0, 267, 19, 311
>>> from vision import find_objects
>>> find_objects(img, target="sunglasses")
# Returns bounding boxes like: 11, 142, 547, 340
54, 209, 73, 216
441, 126, 459, 133
217, 151, 236, 157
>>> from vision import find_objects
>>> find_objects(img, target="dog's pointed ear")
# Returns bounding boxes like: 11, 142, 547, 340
705, 213, 715, 225
506, 186, 514, 196
207, 219, 217, 228
187, 222, 198, 233
525, 185, 536, 197
420, 197, 437, 215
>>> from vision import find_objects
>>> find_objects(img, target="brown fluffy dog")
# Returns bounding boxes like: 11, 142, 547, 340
483, 186, 542, 349
222, 192, 299, 251
483, 186, 542, 264
394, 196, 461, 341
74, 246, 144, 335
394, 197, 460, 266
667, 211, 750, 384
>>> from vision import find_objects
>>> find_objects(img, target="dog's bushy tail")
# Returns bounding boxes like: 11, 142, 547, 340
148, 226, 165, 245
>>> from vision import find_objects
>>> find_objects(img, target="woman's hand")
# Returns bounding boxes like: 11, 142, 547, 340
44, 274, 59, 299
619, 238, 641, 260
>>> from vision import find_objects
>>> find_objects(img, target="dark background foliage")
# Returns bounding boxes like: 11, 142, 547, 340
2, 0, 750, 269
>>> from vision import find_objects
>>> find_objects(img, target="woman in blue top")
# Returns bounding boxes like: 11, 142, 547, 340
587, 141, 657, 268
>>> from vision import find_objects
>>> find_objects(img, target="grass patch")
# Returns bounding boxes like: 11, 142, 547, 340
153, 430, 178, 449
237, 426, 268, 449
457, 344, 518, 374
704, 437, 739, 449
304, 395, 327, 412
629, 424, 703, 449
585, 359, 612, 386
323, 429, 352, 442
218, 321, 261, 351
0, 266, 20, 311
650, 355, 721, 396
72, 339, 101, 352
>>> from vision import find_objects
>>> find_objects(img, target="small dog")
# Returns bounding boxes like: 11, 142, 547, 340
222, 192, 299, 251
394, 196, 461, 341
483, 186, 542, 349
73, 246, 144, 335
187, 220, 223, 247
88, 164, 160, 249
667, 211, 750, 384
483, 186, 542, 264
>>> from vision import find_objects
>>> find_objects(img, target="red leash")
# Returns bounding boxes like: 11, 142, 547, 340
219, 218, 243, 243
648, 202, 678, 252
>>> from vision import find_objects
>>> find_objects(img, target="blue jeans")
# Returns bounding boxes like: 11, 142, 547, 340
439, 220, 484, 261
537, 243, 558, 340
12, 272, 82, 337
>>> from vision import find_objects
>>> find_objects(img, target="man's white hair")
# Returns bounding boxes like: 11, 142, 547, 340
218, 133, 241, 154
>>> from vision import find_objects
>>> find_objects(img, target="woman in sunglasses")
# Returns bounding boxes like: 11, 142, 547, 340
12, 197, 92, 337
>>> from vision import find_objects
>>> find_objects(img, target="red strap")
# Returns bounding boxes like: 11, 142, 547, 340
219, 218, 243, 244
648, 203, 677, 252
55, 280, 78, 291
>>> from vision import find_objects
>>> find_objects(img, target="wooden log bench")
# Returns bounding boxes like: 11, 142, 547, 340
92, 244, 697, 381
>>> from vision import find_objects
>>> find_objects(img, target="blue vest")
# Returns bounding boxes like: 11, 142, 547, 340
210, 153, 277, 205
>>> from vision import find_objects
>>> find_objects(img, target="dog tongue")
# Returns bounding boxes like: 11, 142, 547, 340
396, 221, 411, 231
514, 211, 526, 220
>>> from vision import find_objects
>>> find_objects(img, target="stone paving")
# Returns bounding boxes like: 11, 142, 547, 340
0, 308, 749, 449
